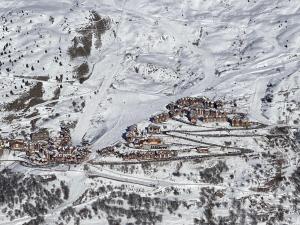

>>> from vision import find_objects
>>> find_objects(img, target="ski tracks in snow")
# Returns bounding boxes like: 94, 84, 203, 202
72, 0, 127, 144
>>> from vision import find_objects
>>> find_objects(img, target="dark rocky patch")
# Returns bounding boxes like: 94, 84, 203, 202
5, 82, 44, 112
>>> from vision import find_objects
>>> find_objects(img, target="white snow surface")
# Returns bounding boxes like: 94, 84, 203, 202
0, 0, 300, 224
0, 0, 299, 147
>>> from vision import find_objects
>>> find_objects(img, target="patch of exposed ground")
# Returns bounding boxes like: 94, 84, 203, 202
68, 11, 111, 83
74, 62, 89, 84
68, 11, 110, 59
5, 82, 44, 112
68, 34, 92, 59
88, 11, 111, 49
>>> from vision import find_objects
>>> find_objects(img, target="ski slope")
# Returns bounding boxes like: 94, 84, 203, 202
1, 0, 300, 224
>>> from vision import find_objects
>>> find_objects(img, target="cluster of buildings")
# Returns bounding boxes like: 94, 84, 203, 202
132, 137, 163, 148
120, 96, 255, 160
154, 96, 253, 127
96, 96, 257, 162
174, 96, 223, 109
0, 127, 90, 165
123, 125, 165, 149
123, 125, 140, 143
123, 96, 253, 145
123, 150, 177, 161
97, 145, 176, 161
150, 97, 226, 125
187, 108, 227, 124
151, 112, 170, 124
153, 96, 249, 126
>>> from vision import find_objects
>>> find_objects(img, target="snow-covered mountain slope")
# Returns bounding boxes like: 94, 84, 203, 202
0, 0, 299, 147
0, 0, 300, 224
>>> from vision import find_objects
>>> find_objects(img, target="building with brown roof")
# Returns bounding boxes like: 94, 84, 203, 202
188, 110, 198, 124
169, 108, 183, 118
123, 150, 177, 161
124, 124, 140, 142
214, 100, 224, 109
151, 113, 170, 123
195, 147, 209, 153
166, 102, 178, 111
217, 112, 228, 122
30, 129, 49, 142
134, 137, 162, 148
228, 116, 251, 128
203, 115, 217, 123
147, 124, 161, 134
127, 124, 138, 133
9, 139, 26, 151
200, 110, 227, 123
124, 131, 137, 142
176, 97, 208, 108
45, 146, 90, 164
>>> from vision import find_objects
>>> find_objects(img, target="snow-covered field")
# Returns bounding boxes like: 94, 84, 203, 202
0, 0, 300, 224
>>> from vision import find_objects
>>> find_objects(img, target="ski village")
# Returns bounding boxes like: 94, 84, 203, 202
2, 0, 300, 224
0, 96, 287, 166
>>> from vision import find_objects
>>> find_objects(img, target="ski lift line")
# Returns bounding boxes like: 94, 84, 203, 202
164, 132, 254, 153
163, 124, 268, 133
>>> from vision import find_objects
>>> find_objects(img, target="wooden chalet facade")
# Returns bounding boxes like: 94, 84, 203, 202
134, 137, 162, 148
9, 139, 26, 151
187, 108, 228, 124
228, 116, 251, 128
